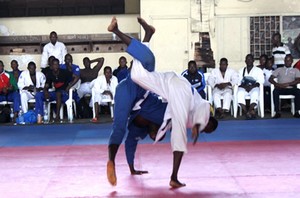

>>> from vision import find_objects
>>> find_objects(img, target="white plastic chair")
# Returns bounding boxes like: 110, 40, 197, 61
0, 101, 13, 107
47, 80, 80, 122
207, 84, 237, 117
91, 88, 114, 119
270, 80, 300, 117
203, 72, 212, 103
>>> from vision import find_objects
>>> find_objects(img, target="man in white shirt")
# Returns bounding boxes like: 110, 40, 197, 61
41, 31, 67, 68
207, 58, 239, 118
272, 32, 291, 69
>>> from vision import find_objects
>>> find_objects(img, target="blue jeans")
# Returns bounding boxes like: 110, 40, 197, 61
0, 91, 21, 113
35, 90, 71, 116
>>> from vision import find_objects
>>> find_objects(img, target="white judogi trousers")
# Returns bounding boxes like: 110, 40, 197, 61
77, 82, 91, 98
212, 88, 233, 110
237, 87, 259, 105
89, 75, 118, 107
18, 70, 46, 113
20, 90, 35, 113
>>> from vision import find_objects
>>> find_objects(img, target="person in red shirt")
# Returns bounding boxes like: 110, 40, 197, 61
0, 60, 21, 121
294, 59, 300, 70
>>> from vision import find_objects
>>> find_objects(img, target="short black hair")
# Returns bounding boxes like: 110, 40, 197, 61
220, 57, 228, 63
104, 66, 112, 72
11, 60, 18, 65
119, 56, 126, 61
210, 116, 218, 129
204, 116, 218, 134
27, 61, 36, 68
272, 32, 281, 39
188, 60, 197, 66
259, 54, 268, 60
51, 58, 60, 65
50, 31, 57, 37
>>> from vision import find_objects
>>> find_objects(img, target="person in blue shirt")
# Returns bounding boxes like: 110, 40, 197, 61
125, 93, 167, 174
181, 60, 206, 99
106, 16, 156, 186
60, 53, 80, 87
113, 56, 129, 82
60, 53, 80, 103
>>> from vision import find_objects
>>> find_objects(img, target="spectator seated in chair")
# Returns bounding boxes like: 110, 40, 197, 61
90, 66, 118, 122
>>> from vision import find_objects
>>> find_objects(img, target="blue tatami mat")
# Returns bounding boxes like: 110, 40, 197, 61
0, 118, 299, 147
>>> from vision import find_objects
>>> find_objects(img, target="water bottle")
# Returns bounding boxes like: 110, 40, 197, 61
10, 108, 14, 123
43, 109, 49, 124
18, 108, 25, 125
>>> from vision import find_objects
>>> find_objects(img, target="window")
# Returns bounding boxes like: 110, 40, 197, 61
250, 16, 280, 59
282, 16, 300, 59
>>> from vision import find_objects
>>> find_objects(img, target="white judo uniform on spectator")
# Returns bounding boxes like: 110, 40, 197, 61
208, 67, 239, 111
18, 70, 46, 113
90, 74, 118, 106
237, 66, 264, 105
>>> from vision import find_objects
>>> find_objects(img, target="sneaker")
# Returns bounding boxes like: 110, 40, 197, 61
272, 112, 281, 119
91, 118, 98, 123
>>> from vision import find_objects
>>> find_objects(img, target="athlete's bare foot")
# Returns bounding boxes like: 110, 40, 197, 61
107, 160, 117, 186
169, 180, 186, 188
137, 17, 155, 35
107, 16, 118, 32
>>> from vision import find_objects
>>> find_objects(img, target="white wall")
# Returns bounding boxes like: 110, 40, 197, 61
215, 17, 249, 70
215, 0, 300, 16
140, 0, 198, 73
0, 15, 140, 72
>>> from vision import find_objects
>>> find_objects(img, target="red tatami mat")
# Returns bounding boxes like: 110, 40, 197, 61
1, 141, 300, 198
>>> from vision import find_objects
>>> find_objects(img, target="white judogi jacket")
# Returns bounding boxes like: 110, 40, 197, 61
238, 66, 265, 86
18, 70, 46, 91
207, 68, 239, 110
237, 66, 264, 105
207, 68, 239, 89
18, 70, 46, 113
90, 75, 118, 104
131, 59, 210, 153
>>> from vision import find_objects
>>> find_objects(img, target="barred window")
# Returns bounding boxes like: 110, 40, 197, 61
250, 16, 280, 59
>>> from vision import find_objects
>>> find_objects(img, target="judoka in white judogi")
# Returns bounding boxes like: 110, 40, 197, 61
18, 64, 46, 113
207, 59, 239, 112
131, 59, 211, 153
237, 63, 264, 106
90, 73, 118, 107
